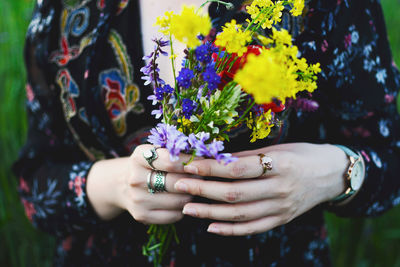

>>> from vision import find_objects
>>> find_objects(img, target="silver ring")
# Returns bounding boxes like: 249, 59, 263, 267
143, 147, 159, 170
147, 170, 155, 194
152, 171, 167, 193
258, 153, 273, 175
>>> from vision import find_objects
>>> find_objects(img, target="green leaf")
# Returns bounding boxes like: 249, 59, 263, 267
397, 91, 400, 114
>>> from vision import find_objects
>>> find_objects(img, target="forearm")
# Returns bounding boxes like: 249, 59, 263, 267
87, 157, 131, 220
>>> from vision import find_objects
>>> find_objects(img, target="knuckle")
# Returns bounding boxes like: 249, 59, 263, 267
228, 162, 247, 178
189, 183, 203, 196
197, 164, 211, 176
231, 207, 246, 221
224, 186, 243, 203
276, 151, 296, 173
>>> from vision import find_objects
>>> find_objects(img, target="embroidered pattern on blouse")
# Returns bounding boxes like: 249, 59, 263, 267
100, 29, 143, 136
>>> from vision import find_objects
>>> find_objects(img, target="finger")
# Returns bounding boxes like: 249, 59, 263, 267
206, 215, 285, 236
182, 199, 286, 222
183, 154, 280, 179
133, 144, 200, 173
135, 210, 184, 225
128, 167, 199, 194
142, 191, 193, 210
175, 177, 286, 202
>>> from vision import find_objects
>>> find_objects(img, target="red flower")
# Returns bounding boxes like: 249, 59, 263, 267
261, 102, 286, 113
213, 45, 263, 89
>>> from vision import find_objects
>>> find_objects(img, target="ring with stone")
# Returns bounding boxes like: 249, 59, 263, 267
143, 147, 159, 170
258, 153, 273, 175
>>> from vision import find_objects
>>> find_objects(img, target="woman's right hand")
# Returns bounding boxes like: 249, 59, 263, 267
87, 144, 194, 224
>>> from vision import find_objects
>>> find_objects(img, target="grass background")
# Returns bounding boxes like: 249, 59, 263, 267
0, 0, 399, 266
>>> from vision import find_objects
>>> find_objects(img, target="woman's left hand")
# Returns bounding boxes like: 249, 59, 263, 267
174, 143, 349, 236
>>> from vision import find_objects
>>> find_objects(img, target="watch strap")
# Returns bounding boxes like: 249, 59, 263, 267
330, 145, 359, 204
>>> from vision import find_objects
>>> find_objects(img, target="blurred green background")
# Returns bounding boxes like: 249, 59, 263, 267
0, 1, 399, 266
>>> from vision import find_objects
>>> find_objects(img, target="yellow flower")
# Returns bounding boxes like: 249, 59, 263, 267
169, 5, 211, 48
290, 0, 305, 16
246, 0, 284, 29
234, 49, 292, 104
246, 110, 274, 142
154, 11, 174, 35
215, 20, 252, 56
272, 28, 292, 46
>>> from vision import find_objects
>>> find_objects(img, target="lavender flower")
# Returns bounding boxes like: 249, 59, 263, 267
148, 123, 189, 161
151, 106, 163, 119
188, 132, 237, 164
140, 38, 169, 87
177, 68, 194, 88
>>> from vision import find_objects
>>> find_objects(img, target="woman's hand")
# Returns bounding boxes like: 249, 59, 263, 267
174, 143, 349, 236
87, 144, 194, 224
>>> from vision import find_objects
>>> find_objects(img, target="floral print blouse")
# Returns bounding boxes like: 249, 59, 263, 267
13, 0, 400, 266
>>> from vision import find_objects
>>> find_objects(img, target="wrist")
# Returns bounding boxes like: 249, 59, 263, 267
320, 144, 349, 202
87, 157, 130, 220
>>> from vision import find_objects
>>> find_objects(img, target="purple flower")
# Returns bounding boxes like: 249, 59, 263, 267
188, 132, 237, 164
182, 98, 196, 119
189, 132, 210, 157
202, 65, 221, 91
177, 68, 194, 88
148, 123, 189, 161
140, 38, 169, 87
151, 106, 163, 119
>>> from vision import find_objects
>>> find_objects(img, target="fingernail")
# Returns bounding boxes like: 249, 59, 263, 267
207, 225, 220, 234
182, 206, 197, 216
184, 165, 198, 174
175, 182, 188, 192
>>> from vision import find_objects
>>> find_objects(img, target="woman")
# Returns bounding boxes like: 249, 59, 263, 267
13, 0, 400, 266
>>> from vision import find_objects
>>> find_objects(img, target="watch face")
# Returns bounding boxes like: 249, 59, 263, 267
351, 161, 365, 191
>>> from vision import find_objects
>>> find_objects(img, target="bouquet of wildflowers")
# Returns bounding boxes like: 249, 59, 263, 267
140, 0, 321, 265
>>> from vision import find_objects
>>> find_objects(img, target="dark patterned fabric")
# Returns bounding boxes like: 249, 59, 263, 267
13, 0, 400, 266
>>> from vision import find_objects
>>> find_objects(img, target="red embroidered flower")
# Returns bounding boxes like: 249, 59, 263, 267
22, 199, 36, 222
69, 176, 86, 197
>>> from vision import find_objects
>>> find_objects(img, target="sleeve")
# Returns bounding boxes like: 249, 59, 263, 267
12, 3, 104, 237
12, 82, 104, 237
296, 0, 400, 217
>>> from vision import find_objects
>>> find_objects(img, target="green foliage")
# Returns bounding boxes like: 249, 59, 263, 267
0, 1, 54, 266
0, 0, 399, 266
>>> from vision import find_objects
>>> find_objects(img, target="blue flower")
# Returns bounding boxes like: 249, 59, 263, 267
155, 87, 164, 101
164, 84, 174, 94
203, 65, 221, 90
177, 68, 194, 88
195, 42, 218, 63
182, 98, 196, 119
